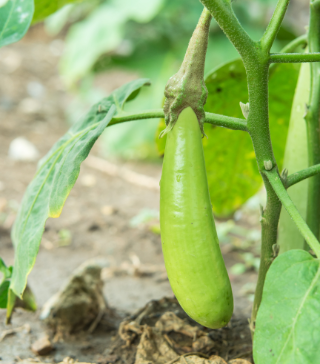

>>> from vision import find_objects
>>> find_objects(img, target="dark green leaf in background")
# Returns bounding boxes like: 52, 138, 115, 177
10, 79, 150, 298
203, 59, 258, 217
204, 59, 299, 216
254, 250, 320, 364
0, 0, 34, 48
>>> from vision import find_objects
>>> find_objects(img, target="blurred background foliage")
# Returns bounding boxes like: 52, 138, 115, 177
40, 0, 300, 161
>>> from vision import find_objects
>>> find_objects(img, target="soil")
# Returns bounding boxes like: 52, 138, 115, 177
0, 23, 262, 364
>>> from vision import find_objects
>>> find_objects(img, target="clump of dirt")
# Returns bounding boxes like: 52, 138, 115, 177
40, 259, 119, 341
107, 297, 252, 364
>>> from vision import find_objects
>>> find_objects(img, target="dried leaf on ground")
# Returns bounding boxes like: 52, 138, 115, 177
112, 297, 251, 364
135, 325, 178, 364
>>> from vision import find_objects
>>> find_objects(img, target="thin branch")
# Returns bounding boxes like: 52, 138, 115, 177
109, 109, 248, 131
269, 34, 308, 75
260, 0, 291, 51
270, 52, 320, 63
109, 109, 164, 126
199, 0, 255, 61
204, 113, 247, 131
280, 34, 307, 53
265, 169, 320, 258
287, 164, 320, 188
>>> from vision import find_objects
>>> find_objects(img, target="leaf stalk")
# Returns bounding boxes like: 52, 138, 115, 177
265, 169, 320, 258
110, 110, 248, 131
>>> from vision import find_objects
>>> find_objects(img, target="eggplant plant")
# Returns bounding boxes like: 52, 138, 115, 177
2, 0, 320, 363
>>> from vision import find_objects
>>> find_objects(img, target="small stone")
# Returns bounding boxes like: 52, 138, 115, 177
0, 197, 7, 212
31, 336, 53, 355
100, 205, 115, 216
80, 174, 97, 187
19, 98, 42, 114
8, 137, 39, 161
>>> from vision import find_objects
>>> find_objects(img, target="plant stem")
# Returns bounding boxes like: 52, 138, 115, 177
204, 113, 247, 131
287, 164, 320, 188
260, 0, 291, 51
109, 109, 248, 131
246, 60, 282, 331
265, 169, 320, 258
202, 0, 285, 331
269, 34, 308, 75
246, 59, 275, 170
250, 175, 282, 331
109, 109, 164, 126
305, 1, 320, 244
270, 52, 320, 63
199, 0, 255, 59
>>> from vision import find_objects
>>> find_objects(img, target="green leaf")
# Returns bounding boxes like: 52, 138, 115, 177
60, 0, 164, 85
0, 0, 34, 48
204, 60, 299, 216
33, 0, 81, 24
254, 250, 320, 364
0, 257, 11, 280
156, 59, 299, 216
0, 280, 10, 309
10, 79, 150, 297
278, 63, 309, 253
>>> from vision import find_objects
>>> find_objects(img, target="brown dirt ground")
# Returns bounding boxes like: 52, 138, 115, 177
0, 25, 260, 363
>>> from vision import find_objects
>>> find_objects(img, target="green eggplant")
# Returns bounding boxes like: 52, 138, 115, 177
160, 107, 233, 329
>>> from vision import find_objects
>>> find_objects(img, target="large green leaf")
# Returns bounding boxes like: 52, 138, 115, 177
32, 0, 82, 24
278, 63, 309, 253
11, 79, 151, 297
0, 0, 34, 48
156, 59, 299, 216
254, 250, 320, 364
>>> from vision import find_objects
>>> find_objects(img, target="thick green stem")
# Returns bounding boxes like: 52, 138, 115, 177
201, 0, 292, 332
287, 163, 320, 188
305, 1, 320, 243
246, 57, 276, 170
260, 0, 291, 51
265, 169, 320, 257
251, 175, 282, 331
109, 109, 248, 131
270, 52, 320, 63
246, 57, 282, 331
199, 0, 255, 60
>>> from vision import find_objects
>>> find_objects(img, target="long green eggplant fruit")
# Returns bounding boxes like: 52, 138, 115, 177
160, 107, 233, 329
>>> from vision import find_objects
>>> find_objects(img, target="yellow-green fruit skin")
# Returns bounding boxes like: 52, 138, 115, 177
160, 107, 233, 329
